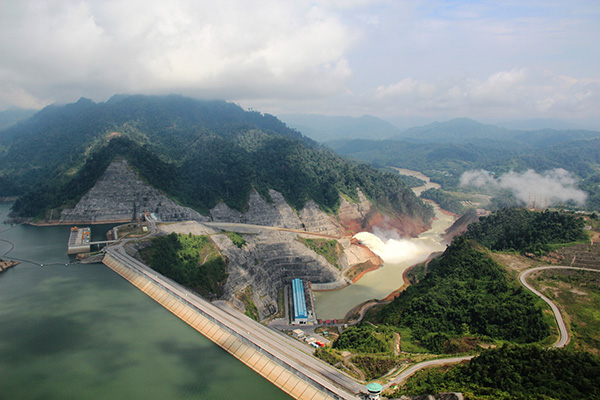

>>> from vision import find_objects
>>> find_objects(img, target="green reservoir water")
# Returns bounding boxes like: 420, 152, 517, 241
0, 203, 289, 400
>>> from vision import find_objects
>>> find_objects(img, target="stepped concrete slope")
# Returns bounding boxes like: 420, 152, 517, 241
59, 159, 426, 237
60, 160, 422, 318
148, 221, 351, 320
60, 160, 210, 223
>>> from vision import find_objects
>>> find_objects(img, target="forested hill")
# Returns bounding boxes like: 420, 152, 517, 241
0, 95, 432, 222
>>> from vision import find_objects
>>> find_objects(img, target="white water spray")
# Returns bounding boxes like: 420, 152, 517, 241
353, 232, 433, 264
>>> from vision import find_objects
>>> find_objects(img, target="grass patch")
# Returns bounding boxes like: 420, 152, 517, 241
351, 355, 398, 381
115, 223, 149, 238
299, 237, 343, 268
396, 328, 431, 354
534, 270, 600, 355
314, 347, 343, 366
334, 325, 396, 354
224, 231, 247, 248
139, 233, 227, 298
237, 286, 259, 321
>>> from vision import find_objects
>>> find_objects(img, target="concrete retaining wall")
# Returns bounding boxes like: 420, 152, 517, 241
103, 253, 346, 400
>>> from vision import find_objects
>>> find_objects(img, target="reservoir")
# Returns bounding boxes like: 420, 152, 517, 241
314, 170, 455, 319
0, 203, 289, 400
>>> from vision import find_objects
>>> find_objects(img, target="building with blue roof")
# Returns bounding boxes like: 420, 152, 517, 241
291, 278, 308, 325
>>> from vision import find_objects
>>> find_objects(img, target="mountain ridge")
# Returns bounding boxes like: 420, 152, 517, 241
1, 95, 433, 235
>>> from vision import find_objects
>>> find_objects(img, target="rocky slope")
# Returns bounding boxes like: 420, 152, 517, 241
60, 160, 210, 223
60, 159, 428, 238
64, 160, 428, 318
153, 220, 375, 320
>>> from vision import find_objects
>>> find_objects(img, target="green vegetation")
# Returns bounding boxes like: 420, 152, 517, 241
420, 188, 465, 214
344, 260, 378, 282
334, 325, 395, 354
140, 233, 227, 298
224, 231, 246, 248
396, 174, 426, 188
2, 95, 433, 224
464, 208, 587, 255
405, 262, 428, 285
114, 223, 148, 238
377, 238, 549, 353
533, 270, 600, 355
328, 207, 592, 388
237, 286, 259, 320
392, 345, 600, 400
300, 238, 342, 268
351, 355, 398, 381
314, 347, 344, 366
330, 123, 600, 212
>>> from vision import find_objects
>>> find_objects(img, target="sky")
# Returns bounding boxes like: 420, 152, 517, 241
1, 0, 599, 125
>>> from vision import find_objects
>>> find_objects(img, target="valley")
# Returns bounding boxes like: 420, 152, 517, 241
1, 96, 600, 400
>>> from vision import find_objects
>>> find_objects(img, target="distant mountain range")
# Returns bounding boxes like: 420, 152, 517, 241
0, 108, 38, 131
327, 120, 600, 211
277, 113, 600, 146
494, 118, 582, 131
278, 113, 402, 141
394, 118, 600, 147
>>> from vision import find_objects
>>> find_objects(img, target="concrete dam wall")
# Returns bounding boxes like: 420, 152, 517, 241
102, 252, 358, 400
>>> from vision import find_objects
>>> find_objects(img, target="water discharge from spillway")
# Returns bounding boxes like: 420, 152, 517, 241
353, 232, 433, 264
315, 169, 456, 319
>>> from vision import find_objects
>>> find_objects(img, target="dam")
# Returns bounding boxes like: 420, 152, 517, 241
102, 246, 362, 400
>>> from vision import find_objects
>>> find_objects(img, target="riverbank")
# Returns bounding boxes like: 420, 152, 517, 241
24, 218, 135, 226
345, 259, 382, 283
314, 168, 457, 319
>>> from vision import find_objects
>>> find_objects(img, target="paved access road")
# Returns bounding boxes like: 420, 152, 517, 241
383, 356, 474, 389
519, 266, 600, 348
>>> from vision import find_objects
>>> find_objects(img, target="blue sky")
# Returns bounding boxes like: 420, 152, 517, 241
1, 0, 598, 124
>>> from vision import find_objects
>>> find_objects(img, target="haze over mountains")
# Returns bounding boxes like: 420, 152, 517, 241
0, 95, 432, 231
278, 113, 599, 145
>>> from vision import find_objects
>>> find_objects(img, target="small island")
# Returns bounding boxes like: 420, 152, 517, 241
0, 259, 19, 273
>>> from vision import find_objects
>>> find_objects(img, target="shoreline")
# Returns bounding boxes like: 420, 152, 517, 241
349, 261, 381, 284
25, 218, 136, 227
317, 170, 459, 317
438, 208, 459, 217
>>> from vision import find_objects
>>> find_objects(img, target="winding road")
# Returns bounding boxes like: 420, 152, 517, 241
382, 265, 600, 389
519, 265, 600, 348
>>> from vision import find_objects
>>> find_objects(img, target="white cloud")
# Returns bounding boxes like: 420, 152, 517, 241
0, 0, 359, 109
460, 169, 588, 206
373, 69, 600, 119
0, 0, 598, 121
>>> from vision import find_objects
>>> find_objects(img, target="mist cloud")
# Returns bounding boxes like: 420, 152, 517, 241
460, 169, 588, 206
